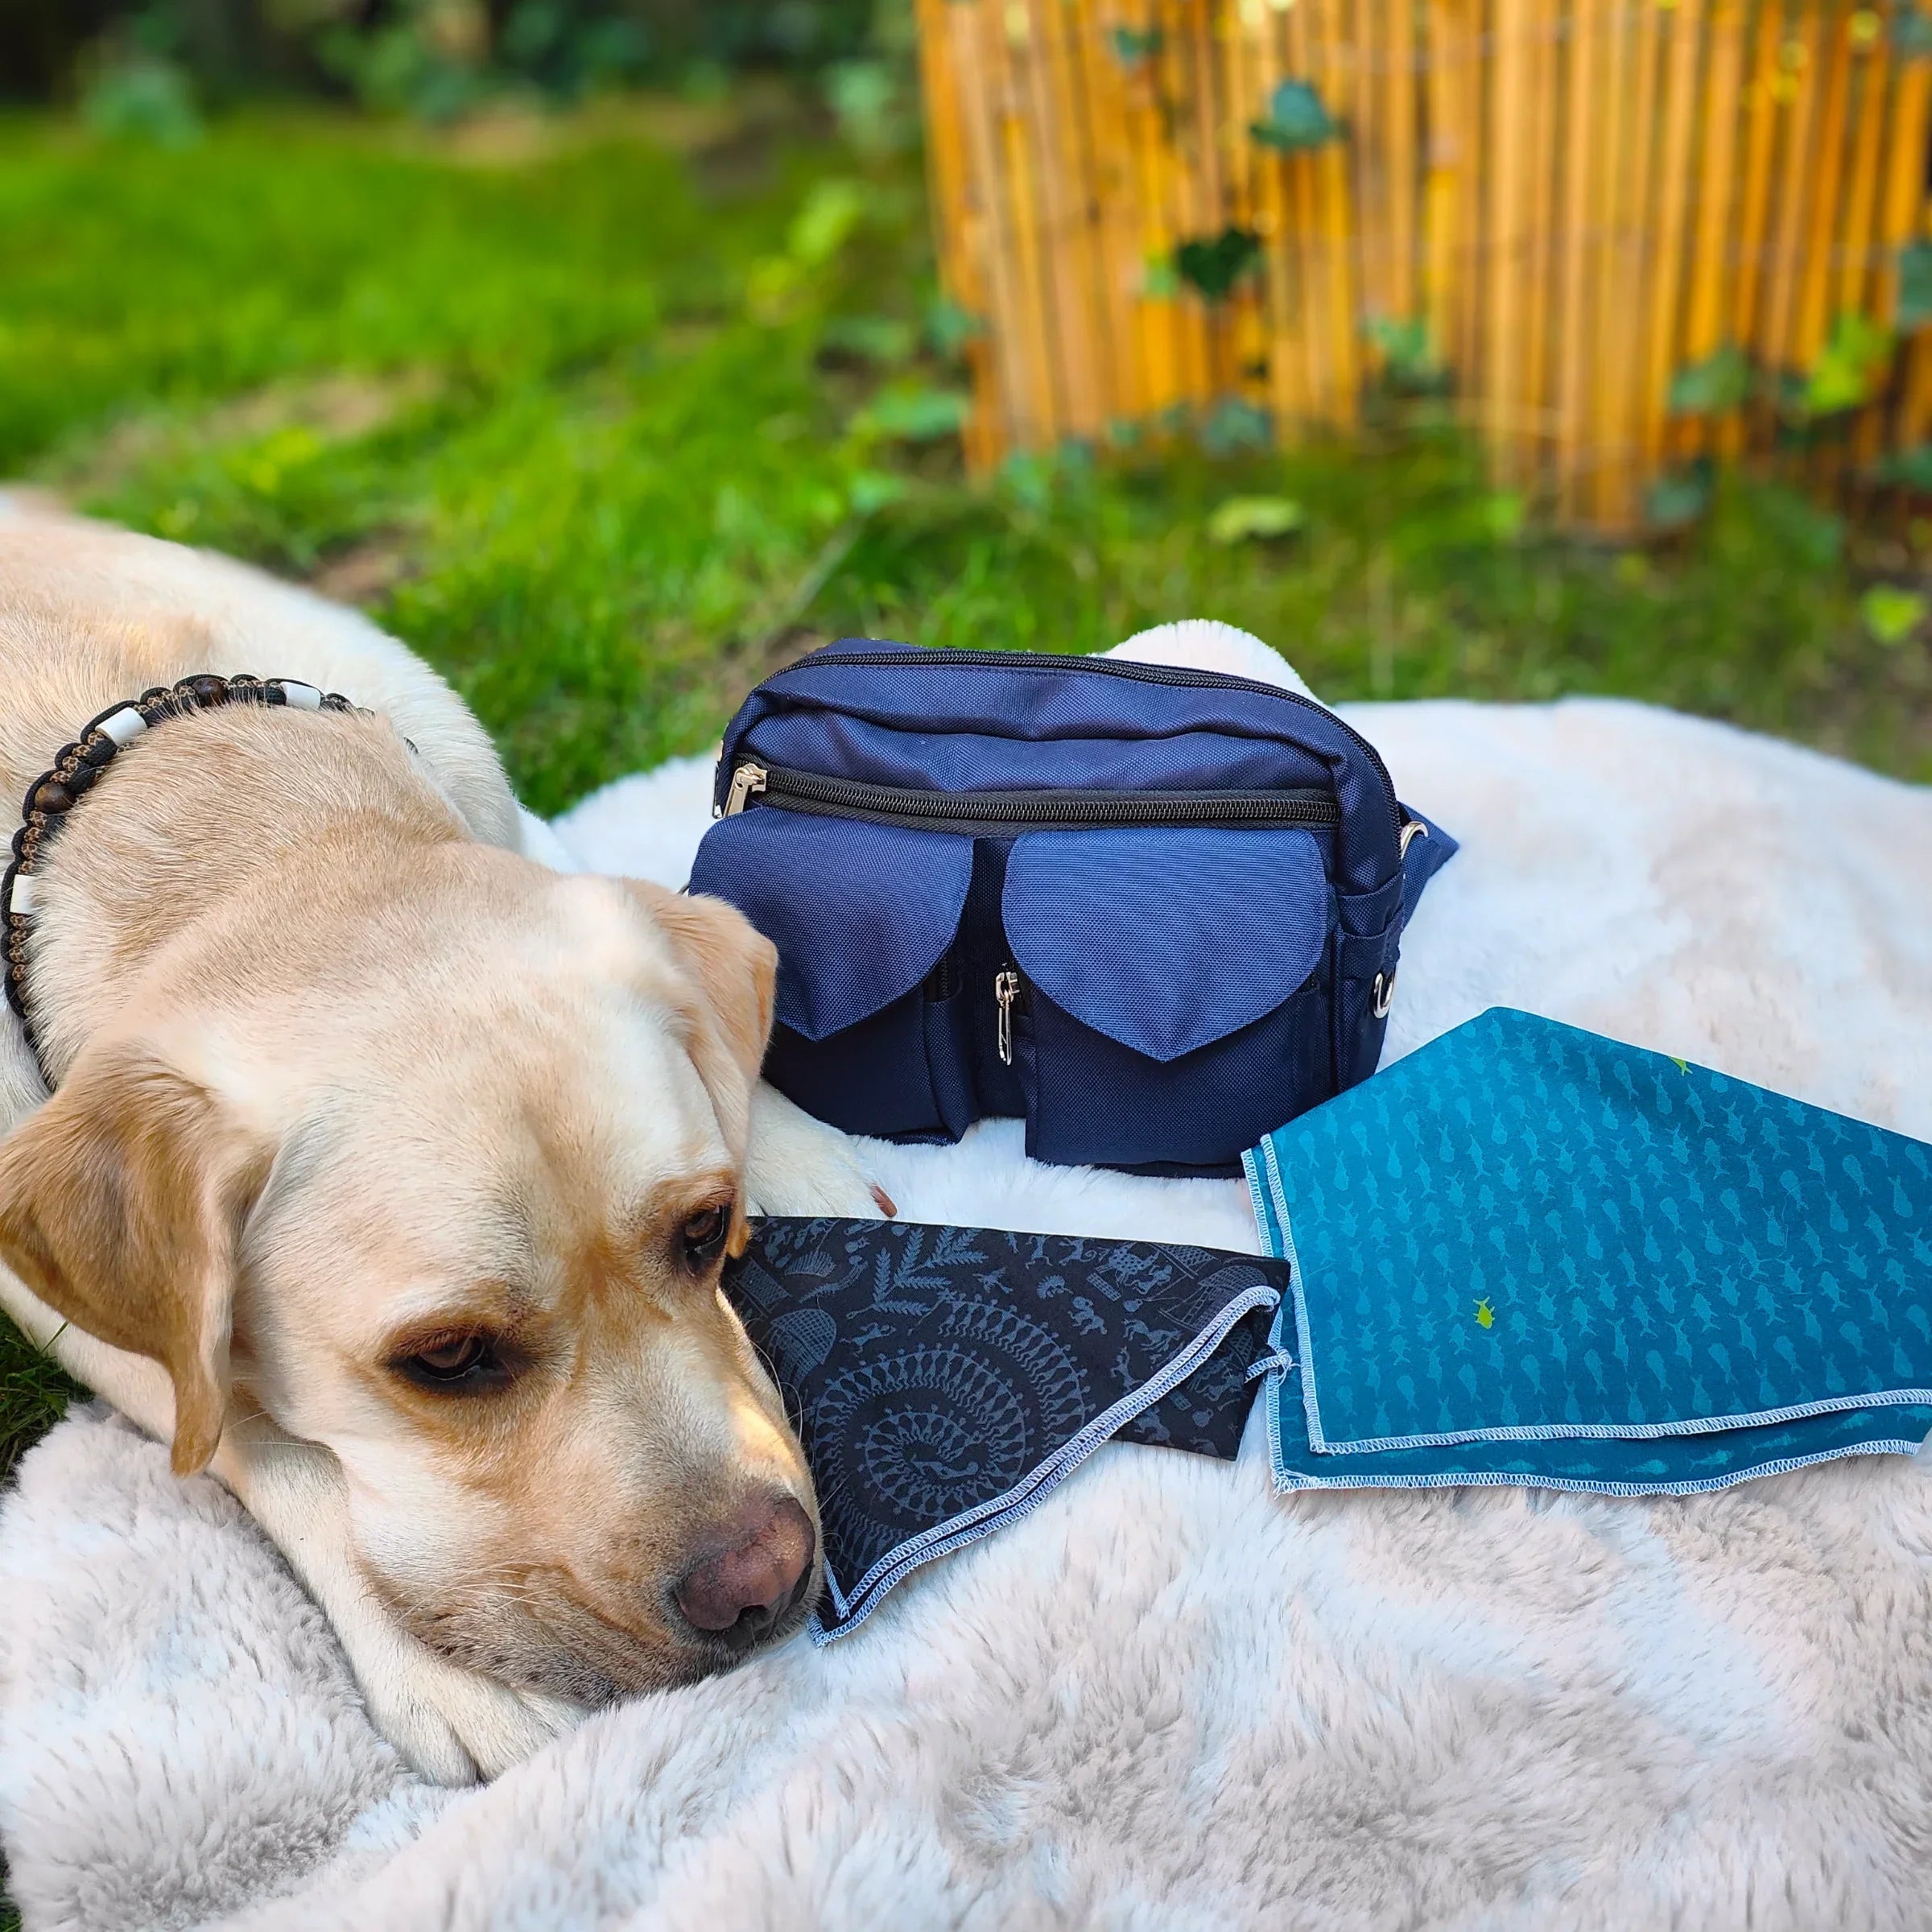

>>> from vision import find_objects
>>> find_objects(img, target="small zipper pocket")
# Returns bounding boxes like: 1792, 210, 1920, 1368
720, 759, 1343, 835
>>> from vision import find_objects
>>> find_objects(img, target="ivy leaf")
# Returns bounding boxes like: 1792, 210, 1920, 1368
1805, 312, 1896, 415
855, 385, 970, 443
1208, 494, 1306, 544
1174, 227, 1263, 302
1668, 342, 1752, 415
1110, 25, 1164, 64
1872, 440, 1932, 489
1893, 9, 1932, 55
1897, 242, 1932, 331
820, 315, 917, 366
924, 295, 984, 360
1250, 79, 1341, 151
1198, 398, 1274, 454
1860, 582, 1926, 645
1143, 251, 1182, 299
1645, 463, 1713, 530
1366, 315, 1450, 394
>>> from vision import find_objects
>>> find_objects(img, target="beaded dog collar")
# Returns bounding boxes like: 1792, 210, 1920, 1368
4, 672, 357, 1086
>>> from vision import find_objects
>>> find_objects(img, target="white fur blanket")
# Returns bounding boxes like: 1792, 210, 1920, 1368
5, 631, 1932, 1932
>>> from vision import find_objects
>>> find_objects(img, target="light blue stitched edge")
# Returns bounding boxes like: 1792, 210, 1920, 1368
1248, 1133, 1301, 1493
807, 1280, 1283, 1645
1269, 1439, 1928, 1496
1256, 1126, 1932, 1456
1240, 1143, 1277, 1257
1302, 1389, 1932, 1455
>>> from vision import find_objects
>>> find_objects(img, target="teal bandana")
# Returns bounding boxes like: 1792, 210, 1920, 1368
1242, 1009, 1932, 1494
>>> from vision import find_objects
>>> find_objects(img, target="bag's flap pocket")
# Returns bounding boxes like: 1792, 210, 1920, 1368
688, 810, 973, 1041
1003, 827, 1330, 1062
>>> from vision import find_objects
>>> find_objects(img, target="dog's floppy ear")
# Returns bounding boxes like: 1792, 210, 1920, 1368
0, 1041, 271, 1476
623, 881, 777, 1251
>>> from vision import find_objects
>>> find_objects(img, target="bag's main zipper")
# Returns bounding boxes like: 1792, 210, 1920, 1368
784, 644, 1404, 844
720, 760, 1343, 833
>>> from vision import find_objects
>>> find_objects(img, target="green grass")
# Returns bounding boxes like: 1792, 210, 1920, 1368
0, 95, 1929, 1512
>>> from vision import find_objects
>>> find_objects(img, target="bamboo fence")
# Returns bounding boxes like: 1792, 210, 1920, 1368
915, 0, 1932, 529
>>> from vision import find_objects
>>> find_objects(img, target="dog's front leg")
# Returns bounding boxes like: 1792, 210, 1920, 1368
216, 1430, 585, 1785
743, 1080, 894, 1220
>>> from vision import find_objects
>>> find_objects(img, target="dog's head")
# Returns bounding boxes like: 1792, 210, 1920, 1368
0, 854, 819, 1704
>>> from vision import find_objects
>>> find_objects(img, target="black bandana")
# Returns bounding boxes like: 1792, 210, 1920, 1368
724, 1219, 1285, 1639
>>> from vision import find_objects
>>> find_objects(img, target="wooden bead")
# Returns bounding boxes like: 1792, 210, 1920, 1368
31, 778, 72, 815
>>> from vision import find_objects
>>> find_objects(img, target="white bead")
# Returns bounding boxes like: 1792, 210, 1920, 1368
98, 706, 147, 745
9, 873, 39, 917
280, 681, 324, 710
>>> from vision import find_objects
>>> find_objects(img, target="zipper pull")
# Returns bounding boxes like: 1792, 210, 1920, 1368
720, 762, 768, 817
995, 968, 1021, 1066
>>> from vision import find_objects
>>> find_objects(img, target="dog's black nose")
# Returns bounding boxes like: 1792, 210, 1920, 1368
673, 1496, 816, 1649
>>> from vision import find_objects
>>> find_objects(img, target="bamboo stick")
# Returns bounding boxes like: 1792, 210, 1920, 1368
1719, 0, 1783, 459
1596, 0, 1665, 525
1252, 1, 1312, 433
1315, 0, 1364, 423
1354, 0, 1390, 362
1388, 0, 1419, 332
1876, 4, 1932, 456
1638, 0, 1711, 487
1223, 0, 1269, 408
1674, 0, 1744, 468
1080, 0, 1150, 429
1178, 0, 1219, 401
1837, 23, 1888, 320
1131, 2, 1183, 419
1759, 8, 1824, 380
914, 0, 991, 469
1555, 0, 1603, 514
1422, 0, 1464, 371
1792, 9, 1854, 376
1454, 0, 1488, 399
1835, 17, 1889, 471
1518, 0, 1560, 494
1485, 0, 1530, 481
947, 0, 1029, 454
1583, 0, 1633, 520
1020, 0, 1104, 440
1283, 0, 1338, 420
989, 1, 1067, 445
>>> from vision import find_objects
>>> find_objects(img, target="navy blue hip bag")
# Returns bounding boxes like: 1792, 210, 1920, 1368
691, 642, 1455, 1174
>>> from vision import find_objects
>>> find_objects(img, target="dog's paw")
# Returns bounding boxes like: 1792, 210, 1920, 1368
349, 1616, 585, 1785
744, 1080, 894, 1220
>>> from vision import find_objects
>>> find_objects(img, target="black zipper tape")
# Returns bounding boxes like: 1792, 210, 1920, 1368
734, 763, 1342, 836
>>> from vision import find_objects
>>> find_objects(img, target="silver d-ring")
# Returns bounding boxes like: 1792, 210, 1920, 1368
1399, 818, 1428, 858
1371, 969, 1396, 1018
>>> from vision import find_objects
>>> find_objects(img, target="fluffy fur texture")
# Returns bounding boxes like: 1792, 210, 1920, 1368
3, 625, 1932, 1930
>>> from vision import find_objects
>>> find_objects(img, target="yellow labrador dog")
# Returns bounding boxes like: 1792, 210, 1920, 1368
0, 501, 886, 1783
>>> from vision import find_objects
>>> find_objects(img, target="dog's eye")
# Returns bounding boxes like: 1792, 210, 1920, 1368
681, 1203, 731, 1268
393, 1334, 510, 1393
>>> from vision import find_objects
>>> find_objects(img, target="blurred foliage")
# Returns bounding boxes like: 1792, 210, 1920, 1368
2, 0, 894, 120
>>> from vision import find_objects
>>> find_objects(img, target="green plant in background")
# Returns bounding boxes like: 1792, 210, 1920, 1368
1108, 25, 1165, 66
1804, 312, 1897, 417
1861, 581, 1927, 644
1174, 226, 1262, 302
1366, 316, 1450, 397
1249, 78, 1341, 151
1645, 461, 1715, 530
1208, 494, 1305, 545
1668, 342, 1754, 416
1896, 240, 1932, 331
